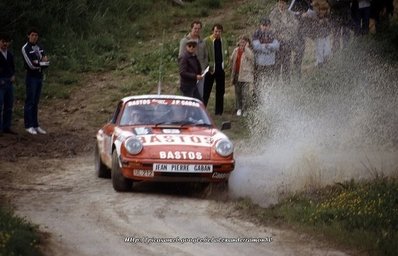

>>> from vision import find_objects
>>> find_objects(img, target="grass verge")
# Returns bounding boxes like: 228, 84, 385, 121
234, 176, 398, 256
0, 205, 43, 256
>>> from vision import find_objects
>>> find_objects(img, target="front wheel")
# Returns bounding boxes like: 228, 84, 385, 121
111, 151, 132, 192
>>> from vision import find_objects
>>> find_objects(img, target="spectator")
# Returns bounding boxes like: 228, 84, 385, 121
203, 24, 228, 115
178, 39, 203, 101
230, 35, 255, 116
269, 0, 298, 83
289, 0, 312, 79
0, 34, 17, 135
252, 18, 280, 101
370, 0, 394, 33
178, 21, 208, 98
329, 0, 352, 51
352, 0, 371, 35
307, 0, 333, 67
22, 28, 49, 135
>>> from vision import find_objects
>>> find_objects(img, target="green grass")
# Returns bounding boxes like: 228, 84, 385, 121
2, 0, 398, 255
0, 206, 43, 256
235, 177, 398, 255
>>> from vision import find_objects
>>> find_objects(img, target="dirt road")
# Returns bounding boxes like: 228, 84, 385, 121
0, 153, 350, 256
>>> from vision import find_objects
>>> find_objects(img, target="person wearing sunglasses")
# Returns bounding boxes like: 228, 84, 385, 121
178, 39, 203, 101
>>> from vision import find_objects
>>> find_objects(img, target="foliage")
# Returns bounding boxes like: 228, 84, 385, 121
2, 0, 398, 255
236, 177, 398, 255
0, 206, 42, 256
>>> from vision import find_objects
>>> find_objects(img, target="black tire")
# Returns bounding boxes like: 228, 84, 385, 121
111, 150, 132, 192
95, 144, 111, 178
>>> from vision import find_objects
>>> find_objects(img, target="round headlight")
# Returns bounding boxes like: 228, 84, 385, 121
215, 139, 234, 157
124, 137, 143, 155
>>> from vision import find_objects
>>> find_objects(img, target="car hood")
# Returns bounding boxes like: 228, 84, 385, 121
115, 126, 230, 160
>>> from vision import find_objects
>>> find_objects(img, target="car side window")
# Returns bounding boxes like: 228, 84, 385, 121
111, 101, 123, 124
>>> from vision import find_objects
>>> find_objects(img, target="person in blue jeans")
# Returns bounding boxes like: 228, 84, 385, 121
0, 34, 16, 135
21, 28, 49, 135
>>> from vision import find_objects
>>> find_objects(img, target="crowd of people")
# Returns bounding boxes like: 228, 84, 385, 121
0, 28, 48, 136
177, 0, 395, 117
0, 1, 395, 135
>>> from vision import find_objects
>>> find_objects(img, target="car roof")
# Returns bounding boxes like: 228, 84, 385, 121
121, 94, 203, 104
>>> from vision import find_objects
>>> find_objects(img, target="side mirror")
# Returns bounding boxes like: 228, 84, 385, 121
221, 121, 231, 130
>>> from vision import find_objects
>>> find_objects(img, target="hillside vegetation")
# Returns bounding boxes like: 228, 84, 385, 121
1, 1, 398, 255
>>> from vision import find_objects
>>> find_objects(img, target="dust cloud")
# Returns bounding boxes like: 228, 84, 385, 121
229, 48, 398, 207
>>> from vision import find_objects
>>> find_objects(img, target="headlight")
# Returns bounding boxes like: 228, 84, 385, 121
124, 137, 143, 155
215, 139, 234, 157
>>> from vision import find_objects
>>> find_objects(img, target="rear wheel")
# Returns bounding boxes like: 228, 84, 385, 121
111, 150, 132, 192
95, 144, 111, 178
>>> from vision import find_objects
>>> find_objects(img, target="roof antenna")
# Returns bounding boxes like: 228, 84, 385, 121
288, 0, 296, 11
157, 29, 165, 95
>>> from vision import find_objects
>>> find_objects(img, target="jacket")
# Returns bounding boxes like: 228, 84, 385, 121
269, 6, 299, 44
252, 29, 280, 66
0, 50, 15, 79
178, 51, 202, 89
230, 46, 254, 83
21, 42, 46, 78
178, 34, 208, 71
204, 35, 228, 73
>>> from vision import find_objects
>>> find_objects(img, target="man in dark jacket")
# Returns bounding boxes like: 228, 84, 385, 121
21, 28, 49, 135
0, 34, 16, 135
178, 39, 203, 101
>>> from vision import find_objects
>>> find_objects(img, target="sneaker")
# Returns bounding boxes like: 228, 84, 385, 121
35, 127, 47, 134
236, 109, 242, 116
26, 127, 37, 135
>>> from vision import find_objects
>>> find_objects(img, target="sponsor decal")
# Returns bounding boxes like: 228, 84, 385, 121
159, 151, 202, 160
212, 172, 230, 179
127, 99, 151, 106
151, 99, 167, 104
134, 127, 151, 135
139, 135, 212, 146
170, 99, 200, 107
127, 99, 199, 107
162, 129, 181, 134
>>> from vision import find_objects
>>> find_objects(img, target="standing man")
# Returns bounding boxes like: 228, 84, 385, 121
0, 34, 16, 135
203, 24, 228, 115
269, 0, 298, 83
178, 39, 203, 101
252, 18, 280, 95
178, 20, 208, 99
22, 28, 49, 135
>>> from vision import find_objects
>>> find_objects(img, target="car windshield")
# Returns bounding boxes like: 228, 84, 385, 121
119, 99, 212, 126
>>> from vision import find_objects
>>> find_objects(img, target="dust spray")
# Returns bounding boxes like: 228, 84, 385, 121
229, 46, 398, 207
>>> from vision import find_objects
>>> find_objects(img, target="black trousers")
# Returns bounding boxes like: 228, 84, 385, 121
203, 70, 225, 115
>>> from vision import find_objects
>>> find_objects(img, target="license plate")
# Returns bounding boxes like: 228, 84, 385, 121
153, 163, 213, 173
133, 169, 154, 177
